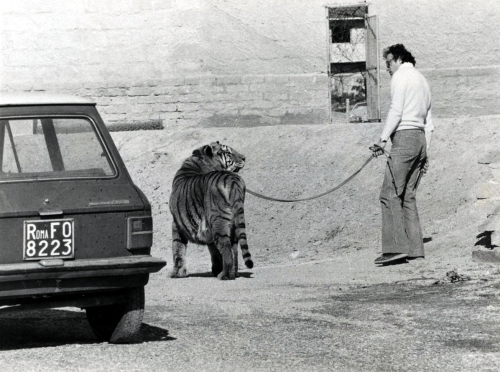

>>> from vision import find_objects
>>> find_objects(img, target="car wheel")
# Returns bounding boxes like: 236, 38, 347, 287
85, 286, 145, 343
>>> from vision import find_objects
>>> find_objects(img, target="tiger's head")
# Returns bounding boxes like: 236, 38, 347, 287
191, 141, 245, 173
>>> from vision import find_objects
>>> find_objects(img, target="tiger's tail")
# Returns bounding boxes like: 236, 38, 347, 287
234, 205, 253, 269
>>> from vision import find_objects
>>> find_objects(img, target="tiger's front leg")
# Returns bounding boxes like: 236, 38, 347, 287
171, 222, 188, 278
208, 243, 223, 277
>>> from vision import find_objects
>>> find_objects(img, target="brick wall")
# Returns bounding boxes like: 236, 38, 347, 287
7, 74, 328, 127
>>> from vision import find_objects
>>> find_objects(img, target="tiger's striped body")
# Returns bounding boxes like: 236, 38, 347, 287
169, 142, 253, 280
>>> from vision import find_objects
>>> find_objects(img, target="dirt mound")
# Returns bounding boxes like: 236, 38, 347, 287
112, 117, 491, 276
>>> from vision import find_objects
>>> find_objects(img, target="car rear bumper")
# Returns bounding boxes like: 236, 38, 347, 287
0, 255, 166, 303
0, 255, 166, 282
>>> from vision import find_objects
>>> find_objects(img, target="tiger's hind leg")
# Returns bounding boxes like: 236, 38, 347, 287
232, 240, 239, 278
214, 235, 236, 280
208, 243, 223, 277
171, 222, 188, 278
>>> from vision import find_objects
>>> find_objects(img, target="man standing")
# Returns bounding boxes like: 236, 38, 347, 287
372, 44, 434, 265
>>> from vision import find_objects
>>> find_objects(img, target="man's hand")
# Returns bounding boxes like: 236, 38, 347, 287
422, 157, 429, 174
370, 141, 387, 158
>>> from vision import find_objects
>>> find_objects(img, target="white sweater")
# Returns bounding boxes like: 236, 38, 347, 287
380, 63, 434, 150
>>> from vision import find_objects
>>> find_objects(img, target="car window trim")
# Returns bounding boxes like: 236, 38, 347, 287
0, 114, 119, 183
41, 118, 65, 172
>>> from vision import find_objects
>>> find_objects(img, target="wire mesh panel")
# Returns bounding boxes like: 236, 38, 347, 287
365, 15, 380, 121
328, 6, 367, 19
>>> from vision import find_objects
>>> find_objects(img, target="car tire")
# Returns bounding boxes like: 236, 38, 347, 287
85, 286, 145, 343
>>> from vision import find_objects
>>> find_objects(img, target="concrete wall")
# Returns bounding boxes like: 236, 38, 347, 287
1, 0, 499, 125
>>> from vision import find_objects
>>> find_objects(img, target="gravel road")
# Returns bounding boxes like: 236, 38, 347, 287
1, 248, 499, 372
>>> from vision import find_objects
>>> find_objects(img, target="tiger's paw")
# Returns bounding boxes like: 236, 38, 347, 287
211, 264, 223, 277
216, 272, 235, 280
170, 268, 187, 278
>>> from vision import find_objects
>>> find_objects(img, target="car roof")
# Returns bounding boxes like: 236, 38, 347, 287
0, 92, 95, 106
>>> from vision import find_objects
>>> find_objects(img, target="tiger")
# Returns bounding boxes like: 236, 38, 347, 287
169, 141, 253, 280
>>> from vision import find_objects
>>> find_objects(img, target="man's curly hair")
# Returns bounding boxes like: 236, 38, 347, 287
383, 44, 416, 66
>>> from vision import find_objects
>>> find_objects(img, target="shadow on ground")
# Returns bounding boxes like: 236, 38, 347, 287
307, 278, 500, 354
0, 309, 172, 350
476, 231, 498, 249
188, 271, 254, 278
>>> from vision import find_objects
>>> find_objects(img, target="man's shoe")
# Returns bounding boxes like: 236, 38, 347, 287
374, 253, 408, 265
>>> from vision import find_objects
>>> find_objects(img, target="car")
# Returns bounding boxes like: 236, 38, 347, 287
0, 92, 166, 343
349, 101, 368, 122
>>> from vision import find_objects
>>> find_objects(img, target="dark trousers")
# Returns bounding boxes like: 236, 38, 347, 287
380, 129, 427, 257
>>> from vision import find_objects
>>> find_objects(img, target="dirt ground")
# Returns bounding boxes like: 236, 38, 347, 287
1, 117, 500, 371
113, 116, 498, 370
115, 116, 492, 277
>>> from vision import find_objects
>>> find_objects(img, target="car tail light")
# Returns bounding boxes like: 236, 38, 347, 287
126, 216, 153, 250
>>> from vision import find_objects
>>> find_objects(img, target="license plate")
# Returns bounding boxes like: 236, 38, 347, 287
23, 219, 74, 260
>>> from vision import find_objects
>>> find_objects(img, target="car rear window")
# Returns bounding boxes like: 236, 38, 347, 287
0, 117, 116, 181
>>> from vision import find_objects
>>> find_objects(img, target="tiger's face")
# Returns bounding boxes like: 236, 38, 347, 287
212, 142, 245, 173
192, 142, 245, 173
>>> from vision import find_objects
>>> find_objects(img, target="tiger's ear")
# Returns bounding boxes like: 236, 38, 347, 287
210, 141, 221, 154
192, 145, 212, 158
202, 145, 213, 157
